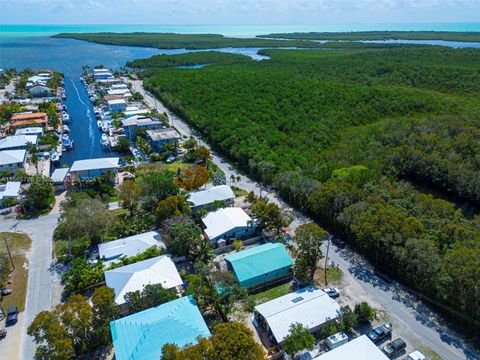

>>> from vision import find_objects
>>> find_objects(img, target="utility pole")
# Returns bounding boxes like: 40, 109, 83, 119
324, 235, 332, 286
3, 236, 14, 272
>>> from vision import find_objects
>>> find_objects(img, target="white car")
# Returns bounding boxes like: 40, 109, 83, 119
406, 351, 425, 360
323, 287, 339, 298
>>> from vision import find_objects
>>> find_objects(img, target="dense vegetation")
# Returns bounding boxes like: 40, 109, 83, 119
52, 32, 323, 49
138, 46, 480, 326
127, 51, 252, 69
259, 31, 480, 42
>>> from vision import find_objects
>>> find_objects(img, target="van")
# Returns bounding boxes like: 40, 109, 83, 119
406, 351, 426, 360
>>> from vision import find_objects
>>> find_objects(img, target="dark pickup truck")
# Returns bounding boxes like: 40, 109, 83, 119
383, 338, 407, 358
367, 323, 392, 343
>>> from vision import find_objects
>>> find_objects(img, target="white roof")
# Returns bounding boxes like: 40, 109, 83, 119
255, 286, 341, 343
0, 150, 26, 166
28, 74, 50, 82
189, 185, 235, 208
407, 351, 426, 360
125, 109, 149, 116
98, 231, 165, 267
15, 127, 44, 136
314, 335, 389, 360
104, 255, 183, 305
50, 168, 70, 183
0, 182, 21, 200
122, 116, 161, 127
70, 157, 119, 172
107, 89, 131, 96
202, 207, 252, 240
111, 83, 128, 89
93, 68, 110, 73
0, 135, 38, 150
108, 99, 126, 105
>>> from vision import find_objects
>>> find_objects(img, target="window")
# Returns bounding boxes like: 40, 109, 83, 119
292, 296, 304, 303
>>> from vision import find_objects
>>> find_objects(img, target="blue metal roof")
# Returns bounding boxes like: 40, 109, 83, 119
224, 243, 293, 285
110, 295, 210, 360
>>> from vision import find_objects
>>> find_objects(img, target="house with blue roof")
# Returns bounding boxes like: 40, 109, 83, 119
224, 242, 293, 290
110, 295, 211, 360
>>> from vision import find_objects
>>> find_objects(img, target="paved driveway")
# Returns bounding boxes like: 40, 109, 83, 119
0, 213, 60, 360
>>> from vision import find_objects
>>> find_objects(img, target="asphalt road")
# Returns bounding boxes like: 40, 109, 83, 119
130, 79, 480, 360
0, 213, 60, 360
324, 244, 480, 360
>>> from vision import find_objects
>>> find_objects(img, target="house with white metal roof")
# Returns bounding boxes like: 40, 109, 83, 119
0, 135, 38, 151
146, 128, 181, 151
122, 116, 162, 141
0, 181, 21, 205
314, 335, 389, 360
29, 84, 52, 97
254, 286, 341, 344
0, 150, 27, 172
188, 185, 235, 213
202, 207, 257, 245
107, 99, 127, 113
50, 168, 70, 190
69, 157, 119, 183
15, 127, 44, 136
104, 255, 183, 309
98, 231, 165, 267
107, 89, 132, 97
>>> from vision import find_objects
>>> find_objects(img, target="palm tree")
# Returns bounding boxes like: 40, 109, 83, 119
30, 153, 39, 175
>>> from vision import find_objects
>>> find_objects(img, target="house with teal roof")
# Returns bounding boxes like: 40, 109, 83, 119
224, 242, 293, 290
110, 295, 210, 360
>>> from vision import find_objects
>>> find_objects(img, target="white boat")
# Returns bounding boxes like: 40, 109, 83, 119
62, 113, 70, 122
61, 93, 67, 100
50, 152, 59, 162
102, 125, 109, 133
62, 124, 70, 133
97, 120, 103, 129
62, 133, 70, 140
90, 96, 95, 102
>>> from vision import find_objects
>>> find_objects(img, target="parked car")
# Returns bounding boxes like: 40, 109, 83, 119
383, 338, 406, 358
367, 323, 392, 343
166, 155, 176, 164
323, 287, 340, 298
406, 351, 426, 360
5, 306, 18, 326
1, 289, 12, 296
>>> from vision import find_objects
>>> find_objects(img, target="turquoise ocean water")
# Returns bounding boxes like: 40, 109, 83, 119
2, 23, 480, 38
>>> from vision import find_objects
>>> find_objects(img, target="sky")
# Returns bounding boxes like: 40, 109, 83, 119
1, 0, 480, 25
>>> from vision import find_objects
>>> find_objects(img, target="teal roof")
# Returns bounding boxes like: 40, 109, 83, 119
224, 243, 293, 284
110, 295, 210, 360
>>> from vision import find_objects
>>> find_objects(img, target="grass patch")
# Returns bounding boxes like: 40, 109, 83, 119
232, 186, 248, 197
314, 267, 343, 287
0, 232, 32, 312
418, 345, 443, 360
242, 283, 292, 314
250, 283, 292, 304
138, 161, 193, 173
